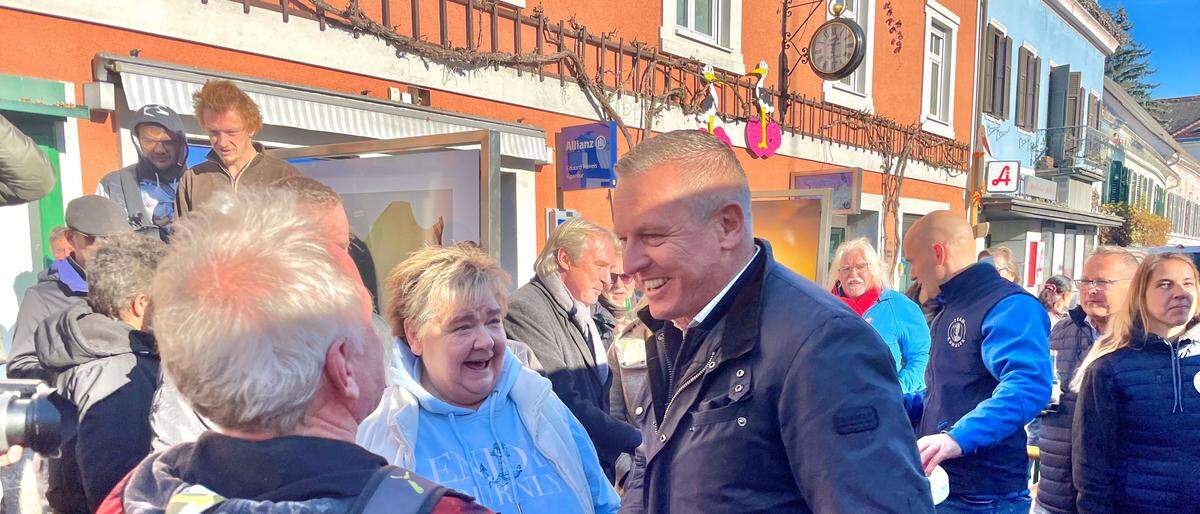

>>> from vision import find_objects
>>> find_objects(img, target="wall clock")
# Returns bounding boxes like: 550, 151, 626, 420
808, 17, 867, 81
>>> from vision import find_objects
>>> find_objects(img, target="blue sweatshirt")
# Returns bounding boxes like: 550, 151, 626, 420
398, 349, 597, 514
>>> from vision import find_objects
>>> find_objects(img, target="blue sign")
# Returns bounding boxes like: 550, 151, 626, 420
557, 121, 617, 190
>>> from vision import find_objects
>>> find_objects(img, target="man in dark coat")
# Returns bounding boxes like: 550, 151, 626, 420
1032, 247, 1140, 514
7, 195, 133, 380
36, 233, 167, 512
505, 218, 641, 476
96, 104, 188, 241
612, 130, 932, 513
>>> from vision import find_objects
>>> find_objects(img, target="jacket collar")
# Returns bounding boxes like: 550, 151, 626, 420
637, 239, 770, 366
936, 262, 1005, 305
204, 142, 266, 175
1067, 305, 1089, 329
51, 256, 88, 295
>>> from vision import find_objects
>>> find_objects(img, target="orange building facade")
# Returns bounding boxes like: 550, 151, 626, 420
0, 0, 980, 323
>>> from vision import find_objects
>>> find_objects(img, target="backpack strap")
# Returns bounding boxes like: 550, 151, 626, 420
118, 164, 150, 228
351, 466, 467, 514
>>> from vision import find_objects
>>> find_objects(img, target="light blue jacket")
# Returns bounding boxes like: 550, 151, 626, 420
862, 289, 931, 393
357, 342, 619, 514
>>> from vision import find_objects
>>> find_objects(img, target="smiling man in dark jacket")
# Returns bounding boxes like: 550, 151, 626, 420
36, 233, 167, 512
611, 130, 931, 513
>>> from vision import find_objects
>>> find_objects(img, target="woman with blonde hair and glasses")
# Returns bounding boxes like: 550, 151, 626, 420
828, 237, 930, 393
1070, 253, 1200, 513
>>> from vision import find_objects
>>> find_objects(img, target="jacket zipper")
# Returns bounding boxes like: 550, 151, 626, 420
654, 350, 718, 435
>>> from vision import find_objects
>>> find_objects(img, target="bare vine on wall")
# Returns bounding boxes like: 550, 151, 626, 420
883, 2, 904, 53
824, 115, 961, 277
304, 0, 733, 148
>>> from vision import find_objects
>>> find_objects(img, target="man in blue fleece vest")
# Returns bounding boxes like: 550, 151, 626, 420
902, 211, 1052, 513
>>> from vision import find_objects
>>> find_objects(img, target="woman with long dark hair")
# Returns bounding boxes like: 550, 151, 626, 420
1071, 253, 1200, 513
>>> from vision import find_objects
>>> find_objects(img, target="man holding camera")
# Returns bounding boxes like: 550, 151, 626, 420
6, 196, 133, 381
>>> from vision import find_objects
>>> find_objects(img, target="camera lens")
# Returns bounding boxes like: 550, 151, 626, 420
2, 389, 66, 455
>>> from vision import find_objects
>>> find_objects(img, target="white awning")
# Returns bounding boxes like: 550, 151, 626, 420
105, 56, 552, 163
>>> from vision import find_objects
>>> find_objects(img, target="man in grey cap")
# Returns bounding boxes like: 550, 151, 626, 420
97, 104, 189, 241
6, 195, 133, 380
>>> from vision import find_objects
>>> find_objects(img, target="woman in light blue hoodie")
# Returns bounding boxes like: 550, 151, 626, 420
358, 243, 619, 514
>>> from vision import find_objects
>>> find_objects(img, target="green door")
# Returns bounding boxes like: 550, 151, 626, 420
3, 111, 65, 269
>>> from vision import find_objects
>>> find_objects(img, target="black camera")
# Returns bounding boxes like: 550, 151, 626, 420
0, 379, 69, 456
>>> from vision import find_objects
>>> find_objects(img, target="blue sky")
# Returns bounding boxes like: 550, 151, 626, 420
1099, 0, 1200, 99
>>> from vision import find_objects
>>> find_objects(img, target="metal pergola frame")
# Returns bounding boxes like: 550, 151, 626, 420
266, 130, 503, 258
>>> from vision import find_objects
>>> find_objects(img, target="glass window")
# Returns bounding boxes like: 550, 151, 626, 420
836, 0, 871, 94
926, 22, 951, 122
677, 0, 730, 45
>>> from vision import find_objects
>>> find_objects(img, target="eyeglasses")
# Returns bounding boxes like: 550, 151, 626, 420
1075, 278, 1131, 291
838, 263, 871, 274
611, 273, 634, 285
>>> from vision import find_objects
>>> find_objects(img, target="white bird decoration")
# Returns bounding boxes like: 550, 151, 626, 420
698, 64, 721, 133
745, 60, 782, 158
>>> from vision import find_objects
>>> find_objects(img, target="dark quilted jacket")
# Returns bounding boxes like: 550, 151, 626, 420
1035, 306, 1095, 514
1072, 323, 1200, 514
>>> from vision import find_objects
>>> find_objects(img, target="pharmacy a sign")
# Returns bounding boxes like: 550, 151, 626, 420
986, 161, 1020, 194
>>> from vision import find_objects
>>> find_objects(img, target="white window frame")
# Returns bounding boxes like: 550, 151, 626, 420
920, 0, 960, 139
823, 0, 876, 112
660, 0, 746, 74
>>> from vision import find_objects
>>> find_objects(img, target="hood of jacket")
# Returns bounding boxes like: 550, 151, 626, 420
116, 432, 387, 514
1128, 319, 1200, 414
392, 338, 523, 416
34, 302, 154, 373
129, 105, 189, 170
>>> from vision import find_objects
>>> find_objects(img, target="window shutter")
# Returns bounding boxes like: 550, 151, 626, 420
1001, 36, 1013, 119
1087, 94, 1100, 129
982, 26, 997, 115
1031, 56, 1041, 130
1064, 72, 1081, 127
1015, 48, 1028, 129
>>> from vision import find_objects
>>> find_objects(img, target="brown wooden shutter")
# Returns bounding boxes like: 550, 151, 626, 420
1001, 36, 1013, 119
982, 26, 997, 115
1087, 93, 1100, 129
1015, 48, 1028, 129
1031, 56, 1041, 130
1065, 72, 1081, 127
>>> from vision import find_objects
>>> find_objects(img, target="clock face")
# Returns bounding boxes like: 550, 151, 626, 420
808, 19, 867, 81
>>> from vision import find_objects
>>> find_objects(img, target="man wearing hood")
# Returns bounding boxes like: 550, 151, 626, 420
6, 195, 133, 381
36, 233, 167, 512
97, 104, 188, 241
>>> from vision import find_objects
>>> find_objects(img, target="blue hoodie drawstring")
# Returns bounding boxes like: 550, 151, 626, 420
488, 392, 525, 514
448, 413, 490, 501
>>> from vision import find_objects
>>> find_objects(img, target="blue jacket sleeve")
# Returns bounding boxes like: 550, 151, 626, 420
893, 294, 931, 394
948, 295, 1052, 454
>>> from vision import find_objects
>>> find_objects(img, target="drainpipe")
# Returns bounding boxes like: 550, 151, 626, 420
966, 0, 988, 227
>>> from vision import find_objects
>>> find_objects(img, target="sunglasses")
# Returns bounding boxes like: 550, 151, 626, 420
611, 273, 634, 284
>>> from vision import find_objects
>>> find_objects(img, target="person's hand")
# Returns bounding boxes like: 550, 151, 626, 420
0, 445, 23, 467
917, 433, 962, 476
